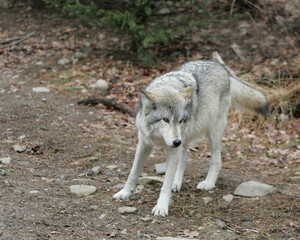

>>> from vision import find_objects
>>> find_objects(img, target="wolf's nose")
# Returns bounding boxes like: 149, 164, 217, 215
173, 139, 181, 147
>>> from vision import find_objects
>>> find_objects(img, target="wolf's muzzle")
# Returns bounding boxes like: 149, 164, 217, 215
173, 139, 181, 147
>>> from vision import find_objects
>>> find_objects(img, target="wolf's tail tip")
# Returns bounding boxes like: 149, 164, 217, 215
255, 102, 270, 117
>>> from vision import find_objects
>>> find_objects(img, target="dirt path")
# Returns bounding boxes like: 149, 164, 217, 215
0, 7, 299, 240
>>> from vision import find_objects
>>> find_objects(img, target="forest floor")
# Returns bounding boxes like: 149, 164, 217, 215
0, 4, 299, 240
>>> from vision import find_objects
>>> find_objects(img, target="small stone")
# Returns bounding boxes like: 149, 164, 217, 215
99, 214, 106, 220
202, 197, 212, 205
2, 170, 8, 176
155, 162, 166, 175
75, 52, 88, 58
13, 145, 26, 153
134, 185, 144, 194
29, 190, 40, 195
120, 229, 127, 234
70, 185, 97, 196
223, 194, 234, 202
94, 79, 109, 94
17, 135, 26, 140
141, 217, 152, 222
138, 176, 164, 185
118, 206, 137, 214
32, 87, 50, 93
35, 61, 44, 66
106, 165, 118, 171
234, 181, 277, 197
88, 157, 101, 162
216, 219, 227, 229
92, 166, 101, 174
58, 58, 71, 65
0, 157, 11, 164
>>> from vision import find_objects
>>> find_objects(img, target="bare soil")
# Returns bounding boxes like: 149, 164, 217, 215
0, 6, 299, 240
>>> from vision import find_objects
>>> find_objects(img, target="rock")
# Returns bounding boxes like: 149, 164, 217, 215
138, 176, 164, 185
155, 162, 166, 175
13, 145, 26, 153
75, 52, 88, 58
202, 197, 212, 205
134, 185, 144, 194
118, 206, 137, 214
223, 194, 234, 202
106, 165, 118, 171
0, 157, 11, 164
32, 87, 50, 93
29, 190, 40, 195
94, 79, 109, 94
88, 157, 101, 162
70, 185, 97, 196
99, 214, 106, 220
234, 181, 277, 197
17, 135, 26, 140
35, 61, 44, 66
216, 219, 227, 229
141, 217, 152, 222
58, 58, 71, 65
91, 166, 101, 174
2, 170, 8, 176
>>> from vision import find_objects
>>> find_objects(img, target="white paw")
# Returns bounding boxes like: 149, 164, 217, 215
196, 180, 215, 190
172, 181, 182, 192
113, 189, 131, 200
152, 202, 169, 217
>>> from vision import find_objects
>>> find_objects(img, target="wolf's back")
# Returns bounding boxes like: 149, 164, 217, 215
230, 77, 269, 116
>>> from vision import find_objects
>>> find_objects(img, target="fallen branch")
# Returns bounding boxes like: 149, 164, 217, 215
78, 97, 136, 117
0, 31, 36, 49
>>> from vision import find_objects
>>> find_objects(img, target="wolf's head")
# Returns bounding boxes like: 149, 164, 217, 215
139, 86, 194, 148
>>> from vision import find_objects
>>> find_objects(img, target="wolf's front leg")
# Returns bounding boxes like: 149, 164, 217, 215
113, 141, 152, 200
172, 146, 188, 192
152, 148, 180, 217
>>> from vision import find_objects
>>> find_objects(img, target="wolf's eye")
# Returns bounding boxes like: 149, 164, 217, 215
163, 118, 169, 123
179, 119, 184, 124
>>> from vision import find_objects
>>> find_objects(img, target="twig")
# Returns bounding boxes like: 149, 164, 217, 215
230, 43, 247, 65
78, 96, 136, 117
0, 31, 36, 49
230, 0, 236, 18
0, 36, 23, 44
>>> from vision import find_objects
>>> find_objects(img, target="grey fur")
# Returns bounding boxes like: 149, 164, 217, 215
113, 60, 269, 217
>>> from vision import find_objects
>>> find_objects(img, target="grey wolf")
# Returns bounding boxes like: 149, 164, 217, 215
113, 58, 269, 217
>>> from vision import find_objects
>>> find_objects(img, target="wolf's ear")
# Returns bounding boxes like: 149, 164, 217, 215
180, 86, 194, 101
141, 89, 156, 103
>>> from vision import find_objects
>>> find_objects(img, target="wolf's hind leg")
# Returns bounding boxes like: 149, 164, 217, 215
172, 146, 188, 192
197, 114, 228, 191
113, 141, 152, 200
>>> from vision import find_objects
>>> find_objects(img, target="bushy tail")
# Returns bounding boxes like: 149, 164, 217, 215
212, 51, 269, 117
230, 77, 269, 117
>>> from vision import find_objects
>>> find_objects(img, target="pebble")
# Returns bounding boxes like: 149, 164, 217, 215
58, 58, 71, 65
29, 190, 40, 195
13, 145, 26, 153
140, 217, 152, 223
202, 197, 213, 205
0, 157, 11, 164
223, 194, 234, 202
216, 219, 227, 229
234, 181, 277, 197
93, 79, 109, 94
35, 61, 44, 66
70, 185, 97, 196
106, 165, 118, 171
92, 166, 101, 174
155, 162, 166, 175
75, 51, 88, 58
99, 214, 106, 220
118, 206, 137, 214
32, 87, 50, 93
17, 135, 26, 140
134, 185, 144, 194
138, 176, 164, 185
88, 157, 101, 162
2, 170, 8, 176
